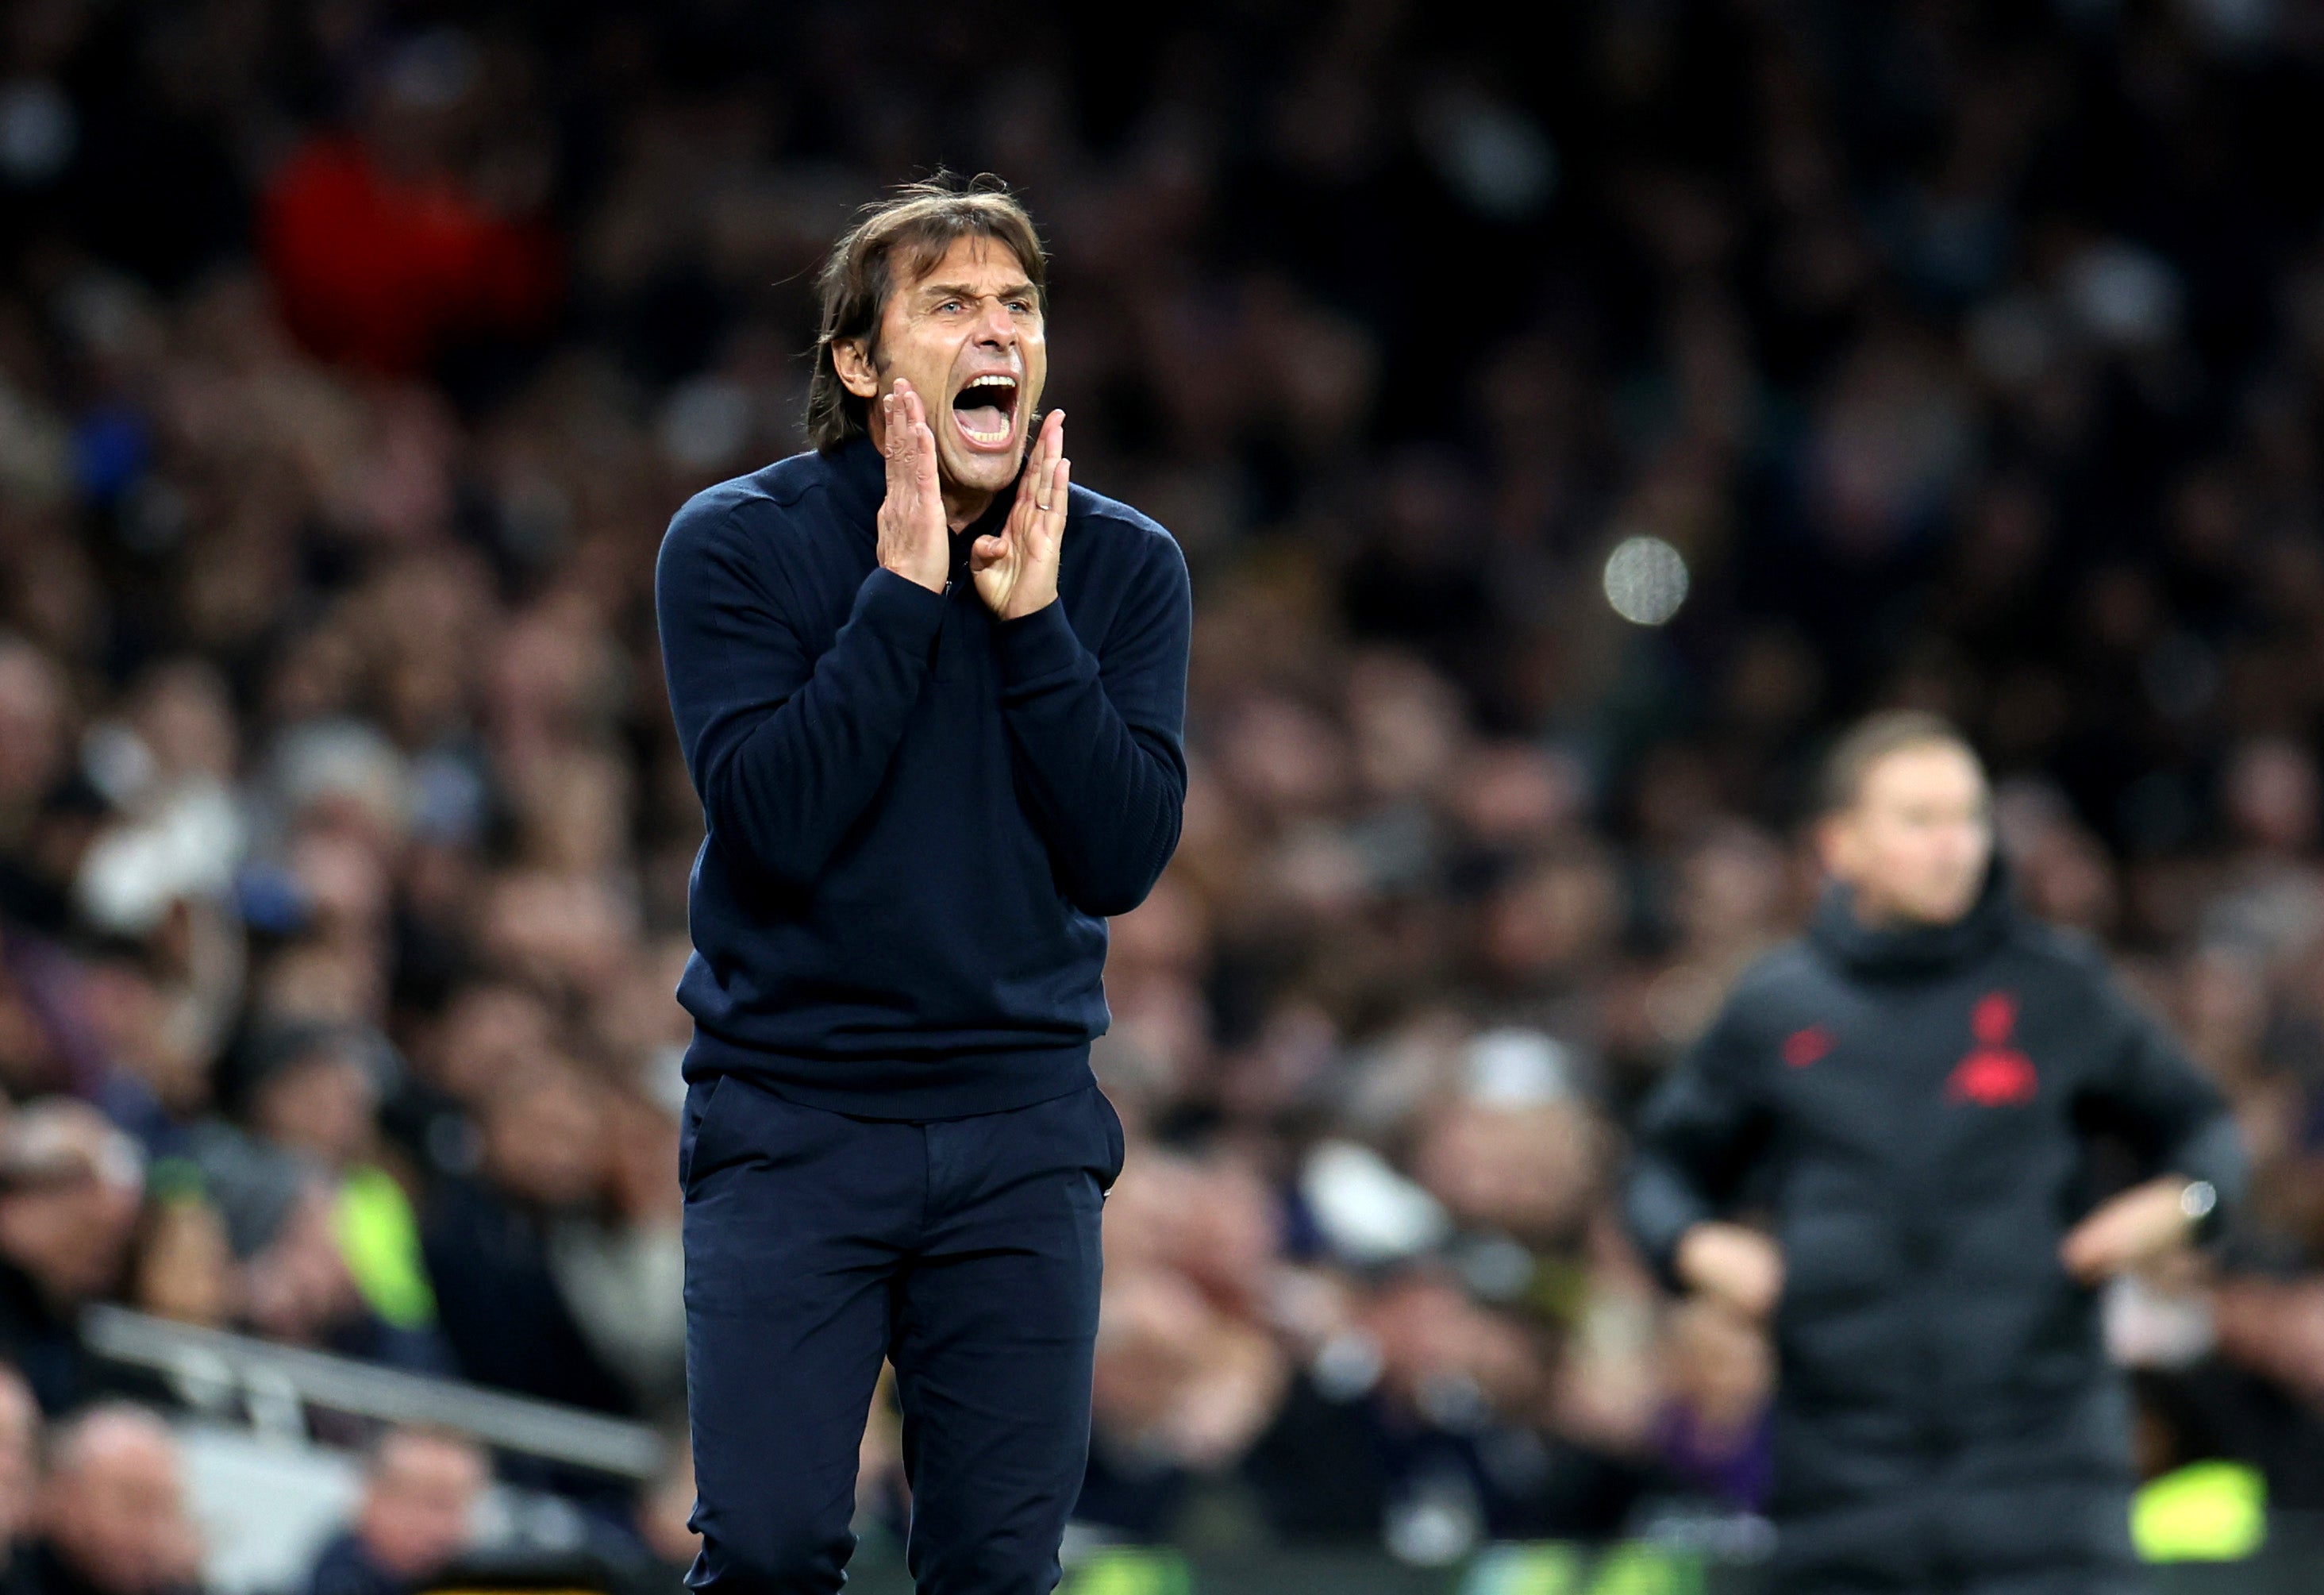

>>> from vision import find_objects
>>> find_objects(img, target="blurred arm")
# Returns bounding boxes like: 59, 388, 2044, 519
1625, 1001, 1778, 1298
2060, 968, 2249, 1280
2083, 968, 2249, 1218
656, 506, 944, 887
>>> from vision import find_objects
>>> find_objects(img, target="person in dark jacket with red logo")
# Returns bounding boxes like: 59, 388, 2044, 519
1626, 711, 2246, 1595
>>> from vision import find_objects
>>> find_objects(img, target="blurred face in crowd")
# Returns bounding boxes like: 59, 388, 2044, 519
1363, 1271, 1540, 1415
1089, 1267, 1287, 1468
836, 235, 1048, 519
1091, 1269, 1209, 1440
2225, 737, 2320, 854
251, 1046, 378, 1169
427, 983, 555, 1104
0, 1370, 39, 1547
0, 1105, 145, 1306
1481, 850, 1622, 984
484, 1065, 606, 1210
40, 1408, 199, 1595
1660, 1297, 1772, 1440
1821, 740, 1993, 927
357, 1429, 486, 1580
0, 644, 67, 814
1414, 1100, 1596, 1243
133, 661, 237, 784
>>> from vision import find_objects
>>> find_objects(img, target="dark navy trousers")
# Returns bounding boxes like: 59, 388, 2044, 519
679, 1071, 1125, 1595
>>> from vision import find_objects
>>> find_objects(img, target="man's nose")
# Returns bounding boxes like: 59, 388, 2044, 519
973, 298, 1016, 345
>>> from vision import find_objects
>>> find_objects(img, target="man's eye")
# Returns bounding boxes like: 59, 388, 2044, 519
936, 300, 965, 314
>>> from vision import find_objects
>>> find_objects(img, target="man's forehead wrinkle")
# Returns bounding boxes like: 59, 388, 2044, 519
910, 278, 1039, 304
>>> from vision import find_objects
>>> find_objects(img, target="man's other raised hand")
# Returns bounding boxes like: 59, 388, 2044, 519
972, 407, 1068, 621
1676, 1220, 1785, 1322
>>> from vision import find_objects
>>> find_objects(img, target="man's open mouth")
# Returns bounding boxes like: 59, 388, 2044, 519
950, 373, 1019, 449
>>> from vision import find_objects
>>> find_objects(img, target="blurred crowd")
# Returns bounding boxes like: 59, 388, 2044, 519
6, 0, 2324, 1584
0, 1376, 691, 1595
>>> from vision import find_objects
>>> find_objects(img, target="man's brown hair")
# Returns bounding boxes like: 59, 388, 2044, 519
805, 173, 1048, 453
1818, 709, 1982, 815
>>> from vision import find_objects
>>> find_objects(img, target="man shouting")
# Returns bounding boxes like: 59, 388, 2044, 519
1626, 711, 2245, 1595
656, 175, 1190, 1594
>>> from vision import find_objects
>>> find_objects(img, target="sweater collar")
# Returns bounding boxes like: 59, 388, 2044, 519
1807, 854, 2019, 979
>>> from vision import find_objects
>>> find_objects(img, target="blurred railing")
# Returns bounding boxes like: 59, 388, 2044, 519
77, 1308, 2324, 1594
79, 1304, 666, 1480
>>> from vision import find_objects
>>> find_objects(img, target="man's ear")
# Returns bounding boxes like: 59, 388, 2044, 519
833, 338, 879, 400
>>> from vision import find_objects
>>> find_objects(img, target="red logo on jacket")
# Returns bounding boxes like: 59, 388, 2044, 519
1783, 1026, 1833, 1069
1946, 991, 2037, 1106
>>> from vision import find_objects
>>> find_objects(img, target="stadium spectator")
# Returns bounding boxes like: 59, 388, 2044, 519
624, 1442, 699, 1588
420, 1063, 631, 1414
303, 1427, 487, 1595
0, 1106, 144, 1414
23, 1407, 199, 1595
0, 641, 98, 940
0, 1366, 43, 1593
260, 33, 560, 377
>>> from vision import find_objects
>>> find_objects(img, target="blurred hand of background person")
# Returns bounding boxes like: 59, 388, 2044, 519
1091, 1267, 1287, 1474
2060, 1176, 2206, 1285
1674, 1223, 1783, 1323
0, 1369, 42, 1579
1650, 1296, 1773, 1512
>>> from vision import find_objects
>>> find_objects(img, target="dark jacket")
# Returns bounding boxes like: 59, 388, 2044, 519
16, 1540, 198, 1595
420, 1177, 630, 1416
1626, 865, 2245, 1593
0, 1259, 94, 1416
302, 1534, 405, 1595
654, 437, 1191, 1120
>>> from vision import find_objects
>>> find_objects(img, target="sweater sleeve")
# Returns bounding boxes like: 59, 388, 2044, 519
656, 503, 945, 887
2080, 968, 2249, 1230
1624, 999, 1776, 1291
991, 530, 1191, 917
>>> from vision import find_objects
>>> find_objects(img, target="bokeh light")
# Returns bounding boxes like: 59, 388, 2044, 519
1602, 534, 1689, 626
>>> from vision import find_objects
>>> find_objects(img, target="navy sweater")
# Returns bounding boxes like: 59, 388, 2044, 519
654, 436, 1191, 1119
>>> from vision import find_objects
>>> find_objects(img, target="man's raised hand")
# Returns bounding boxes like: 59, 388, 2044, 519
2059, 1175, 2203, 1285
878, 381, 950, 593
972, 408, 1068, 621
1676, 1221, 1785, 1321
